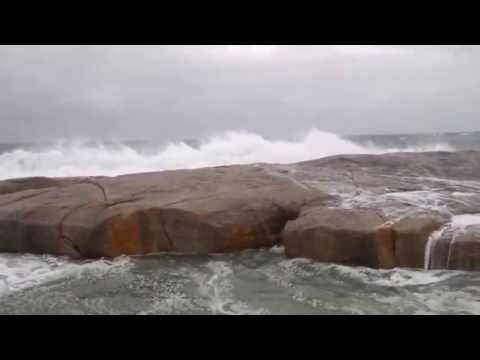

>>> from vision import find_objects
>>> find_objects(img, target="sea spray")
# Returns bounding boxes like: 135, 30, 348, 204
0, 129, 453, 180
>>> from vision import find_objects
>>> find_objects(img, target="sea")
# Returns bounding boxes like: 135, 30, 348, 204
0, 129, 479, 315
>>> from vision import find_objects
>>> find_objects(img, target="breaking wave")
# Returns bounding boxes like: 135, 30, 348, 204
0, 129, 454, 180
0, 254, 132, 297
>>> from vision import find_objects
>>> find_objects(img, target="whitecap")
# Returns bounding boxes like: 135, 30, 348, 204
0, 129, 454, 180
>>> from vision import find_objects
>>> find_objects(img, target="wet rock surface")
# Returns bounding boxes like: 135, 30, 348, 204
2, 151, 480, 271
0, 177, 64, 195
283, 207, 385, 268
0, 166, 321, 259
387, 212, 448, 269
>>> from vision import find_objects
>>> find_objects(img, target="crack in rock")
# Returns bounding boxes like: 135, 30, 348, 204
73, 178, 108, 202
0, 189, 52, 207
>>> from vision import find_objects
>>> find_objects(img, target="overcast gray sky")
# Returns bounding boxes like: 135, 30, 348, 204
1, 45, 480, 142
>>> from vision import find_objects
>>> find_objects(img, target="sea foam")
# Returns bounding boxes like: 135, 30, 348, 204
0, 129, 453, 180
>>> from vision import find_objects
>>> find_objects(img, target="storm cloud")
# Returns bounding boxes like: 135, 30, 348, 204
1, 45, 479, 142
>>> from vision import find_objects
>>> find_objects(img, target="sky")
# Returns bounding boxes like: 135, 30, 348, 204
1, 45, 480, 142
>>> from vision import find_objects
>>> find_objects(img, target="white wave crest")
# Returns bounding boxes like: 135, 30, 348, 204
0, 254, 132, 297
0, 129, 454, 180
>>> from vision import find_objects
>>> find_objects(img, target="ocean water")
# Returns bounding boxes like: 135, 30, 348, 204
1, 249, 479, 315
0, 129, 459, 180
1, 129, 480, 315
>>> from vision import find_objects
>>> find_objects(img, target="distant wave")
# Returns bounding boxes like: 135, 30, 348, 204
0, 129, 454, 180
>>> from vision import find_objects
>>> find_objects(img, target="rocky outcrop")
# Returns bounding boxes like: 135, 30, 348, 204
295, 151, 480, 181
441, 226, 480, 272
2, 151, 480, 272
283, 209, 449, 270
283, 207, 386, 268
388, 213, 448, 269
0, 177, 64, 195
427, 218, 480, 272
0, 166, 324, 258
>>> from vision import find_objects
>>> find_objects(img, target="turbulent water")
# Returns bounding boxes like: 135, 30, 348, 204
1, 129, 480, 315
1, 249, 479, 315
0, 129, 458, 180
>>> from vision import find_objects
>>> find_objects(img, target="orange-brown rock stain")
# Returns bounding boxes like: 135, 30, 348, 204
221, 224, 277, 252
374, 225, 397, 269
99, 213, 151, 257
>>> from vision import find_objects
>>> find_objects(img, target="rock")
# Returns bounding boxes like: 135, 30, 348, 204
283, 207, 387, 268
0, 165, 324, 258
283, 208, 449, 270
0, 177, 63, 195
297, 151, 480, 181
428, 219, 480, 272
285, 151, 480, 212
0, 183, 106, 257
442, 225, 480, 271
388, 213, 448, 269
2, 151, 480, 271
374, 225, 397, 269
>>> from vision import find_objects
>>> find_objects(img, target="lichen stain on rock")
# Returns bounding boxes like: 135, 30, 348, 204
96, 213, 146, 257
374, 225, 396, 269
